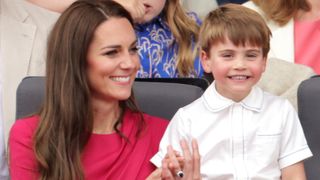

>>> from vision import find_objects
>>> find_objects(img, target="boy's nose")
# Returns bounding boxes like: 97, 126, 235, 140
233, 58, 246, 69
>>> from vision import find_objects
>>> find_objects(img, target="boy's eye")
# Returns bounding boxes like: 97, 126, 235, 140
247, 53, 258, 58
221, 53, 233, 58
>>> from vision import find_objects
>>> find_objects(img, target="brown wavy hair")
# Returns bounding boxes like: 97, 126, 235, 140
199, 4, 272, 58
251, 0, 311, 26
34, 0, 144, 179
163, 0, 200, 76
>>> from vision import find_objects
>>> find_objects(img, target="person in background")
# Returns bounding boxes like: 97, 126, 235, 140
243, 0, 320, 74
0, 50, 9, 180
8, 1, 170, 179
151, 4, 312, 179
181, 0, 218, 20
0, 0, 76, 153
134, 0, 203, 78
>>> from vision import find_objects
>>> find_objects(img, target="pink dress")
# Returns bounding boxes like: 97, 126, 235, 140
294, 18, 320, 74
9, 109, 168, 180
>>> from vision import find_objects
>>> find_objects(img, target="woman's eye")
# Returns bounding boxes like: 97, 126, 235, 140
129, 46, 139, 54
104, 50, 118, 56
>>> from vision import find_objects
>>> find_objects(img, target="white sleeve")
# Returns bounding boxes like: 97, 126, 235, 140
150, 108, 191, 167
278, 100, 313, 168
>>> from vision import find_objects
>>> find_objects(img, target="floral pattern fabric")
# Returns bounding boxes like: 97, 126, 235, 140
135, 13, 203, 78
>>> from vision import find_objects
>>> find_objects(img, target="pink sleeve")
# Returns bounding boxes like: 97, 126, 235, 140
9, 117, 39, 180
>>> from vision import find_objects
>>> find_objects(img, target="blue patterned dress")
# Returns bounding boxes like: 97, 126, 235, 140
135, 13, 203, 78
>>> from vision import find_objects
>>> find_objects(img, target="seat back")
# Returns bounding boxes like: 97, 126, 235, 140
16, 77, 208, 120
297, 75, 320, 180
16, 76, 45, 119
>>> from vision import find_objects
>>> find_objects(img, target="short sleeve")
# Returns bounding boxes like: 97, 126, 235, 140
278, 101, 313, 168
150, 108, 191, 167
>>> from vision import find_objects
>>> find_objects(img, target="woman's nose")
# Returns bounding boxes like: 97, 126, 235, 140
120, 51, 138, 69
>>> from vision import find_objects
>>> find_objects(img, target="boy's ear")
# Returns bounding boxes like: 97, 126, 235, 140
200, 50, 212, 73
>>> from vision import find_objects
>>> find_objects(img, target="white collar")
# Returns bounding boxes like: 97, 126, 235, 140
203, 81, 264, 112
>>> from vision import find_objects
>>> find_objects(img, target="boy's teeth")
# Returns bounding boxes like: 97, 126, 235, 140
111, 76, 130, 82
230, 75, 247, 80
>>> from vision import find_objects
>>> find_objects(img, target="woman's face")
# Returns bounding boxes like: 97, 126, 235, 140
141, 0, 166, 23
86, 17, 140, 103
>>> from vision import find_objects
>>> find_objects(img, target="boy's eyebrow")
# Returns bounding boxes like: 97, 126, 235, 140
246, 49, 262, 53
217, 49, 234, 53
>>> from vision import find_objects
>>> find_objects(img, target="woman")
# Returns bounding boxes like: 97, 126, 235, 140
8, 1, 169, 179
244, 0, 320, 74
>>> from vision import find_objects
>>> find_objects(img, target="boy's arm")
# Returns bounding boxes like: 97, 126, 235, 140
151, 108, 191, 167
281, 162, 306, 180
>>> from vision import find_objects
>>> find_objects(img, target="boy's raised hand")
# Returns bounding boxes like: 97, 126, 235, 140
113, 0, 145, 23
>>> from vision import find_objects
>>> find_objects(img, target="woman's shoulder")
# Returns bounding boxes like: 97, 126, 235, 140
143, 113, 169, 128
10, 115, 39, 140
125, 109, 169, 130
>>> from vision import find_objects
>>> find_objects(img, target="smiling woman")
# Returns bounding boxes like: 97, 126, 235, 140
86, 18, 140, 105
8, 1, 169, 179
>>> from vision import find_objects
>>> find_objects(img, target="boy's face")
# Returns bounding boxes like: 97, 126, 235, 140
201, 37, 266, 102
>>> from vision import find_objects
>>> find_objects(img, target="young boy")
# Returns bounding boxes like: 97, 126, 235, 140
151, 4, 312, 179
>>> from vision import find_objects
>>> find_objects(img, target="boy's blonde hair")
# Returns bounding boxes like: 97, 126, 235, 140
199, 3, 271, 58
164, 0, 199, 77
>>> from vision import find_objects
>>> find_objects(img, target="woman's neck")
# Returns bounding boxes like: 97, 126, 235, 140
296, 0, 320, 21
91, 99, 121, 134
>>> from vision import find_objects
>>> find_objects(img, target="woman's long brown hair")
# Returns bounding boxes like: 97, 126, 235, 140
34, 1, 144, 179
252, 0, 310, 26
164, 0, 200, 77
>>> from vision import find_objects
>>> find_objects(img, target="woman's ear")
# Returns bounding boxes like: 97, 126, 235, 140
200, 50, 212, 73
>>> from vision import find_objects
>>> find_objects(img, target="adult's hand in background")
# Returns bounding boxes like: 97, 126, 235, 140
162, 139, 201, 180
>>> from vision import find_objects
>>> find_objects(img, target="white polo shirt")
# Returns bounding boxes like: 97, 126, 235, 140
151, 82, 312, 180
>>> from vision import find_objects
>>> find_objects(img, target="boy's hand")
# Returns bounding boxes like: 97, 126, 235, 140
113, 0, 145, 23
161, 139, 201, 180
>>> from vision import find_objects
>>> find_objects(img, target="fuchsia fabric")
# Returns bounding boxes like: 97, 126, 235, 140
9, 109, 168, 180
294, 19, 320, 74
